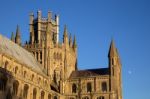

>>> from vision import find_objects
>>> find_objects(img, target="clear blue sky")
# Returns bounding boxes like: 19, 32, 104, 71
0, 0, 150, 99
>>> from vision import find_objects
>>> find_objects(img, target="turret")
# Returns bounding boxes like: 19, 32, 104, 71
37, 10, 42, 20
73, 35, 77, 51
29, 12, 34, 44
108, 39, 122, 99
29, 12, 34, 25
11, 32, 15, 42
15, 25, 21, 45
48, 11, 52, 22
63, 25, 69, 49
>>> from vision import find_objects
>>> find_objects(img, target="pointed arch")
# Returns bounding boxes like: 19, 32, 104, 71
87, 82, 92, 92
24, 71, 27, 78
97, 96, 104, 99
101, 82, 107, 92
14, 66, 18, 74
0, 72, 8, 91
72, 83, 77, 93
82, 96, 89, 99
31, 74, 34, 81
33, 88, 37, 99
23, 84, 29, 99
48, 94, 51, 99
13, 80, 19, 95
41, 91, 45, 99
54, 96, 57, 99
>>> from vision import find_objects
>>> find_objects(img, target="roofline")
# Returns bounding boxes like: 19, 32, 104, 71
0, 52, 48, 78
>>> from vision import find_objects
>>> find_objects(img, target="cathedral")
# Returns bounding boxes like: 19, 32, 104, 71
0, 10, 122, 99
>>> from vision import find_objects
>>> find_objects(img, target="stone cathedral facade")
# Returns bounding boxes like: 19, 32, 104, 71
0, 11, 122, 99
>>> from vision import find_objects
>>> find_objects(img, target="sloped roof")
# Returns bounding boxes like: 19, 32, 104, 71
0, 34, 46, 76
70, 68, 109, 78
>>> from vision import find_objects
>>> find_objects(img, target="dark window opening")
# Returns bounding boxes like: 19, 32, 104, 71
87, 82, 92, 92
102, 82, 107, 92
72, 83, 77, 93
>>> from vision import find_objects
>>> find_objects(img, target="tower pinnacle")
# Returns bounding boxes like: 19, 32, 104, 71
108, 39, 118, 57
63, 25, 69, 45
16, 25, 20, 37
15, 25, 21, 45
11, 32, 15, 42
63, 25, 68, 37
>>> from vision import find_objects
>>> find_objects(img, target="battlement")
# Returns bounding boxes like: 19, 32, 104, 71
30, 10, 59, 25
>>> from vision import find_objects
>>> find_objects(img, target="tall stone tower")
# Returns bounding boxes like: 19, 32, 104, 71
108, 40, 122, 99
24, 10, 78, 88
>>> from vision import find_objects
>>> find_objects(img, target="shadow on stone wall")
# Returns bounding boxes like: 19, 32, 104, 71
0, 67, 20, 99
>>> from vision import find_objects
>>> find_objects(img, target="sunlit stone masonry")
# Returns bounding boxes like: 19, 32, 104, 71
0, 10, 122, 99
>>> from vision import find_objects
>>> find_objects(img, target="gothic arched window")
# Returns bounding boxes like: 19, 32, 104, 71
101, 82, 107, 92
13, 80, 19, 95
82, 96, 89, 99
97, 96, 104, 99
33, 88, 37, 99
24, 71, 27, 78
41, 91, 45, 99
31, 74, 34, 81
54, 96, 57, 99
0, 73, 8, 91
23, 84, 29, 99
69, 97, 75, 99
39, 77, 41, 83
87, 82, 92, 92
15, 66, 18, 74
48, 94, 51, 99
72, 83, 77, 93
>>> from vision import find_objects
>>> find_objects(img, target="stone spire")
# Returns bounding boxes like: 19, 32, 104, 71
15, 25, 21, 45
108, 39, 118, 58
11, 32, 15, 42
63, 25, 68, 38
108, 39, 122, 99
63, 25, 69, 46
